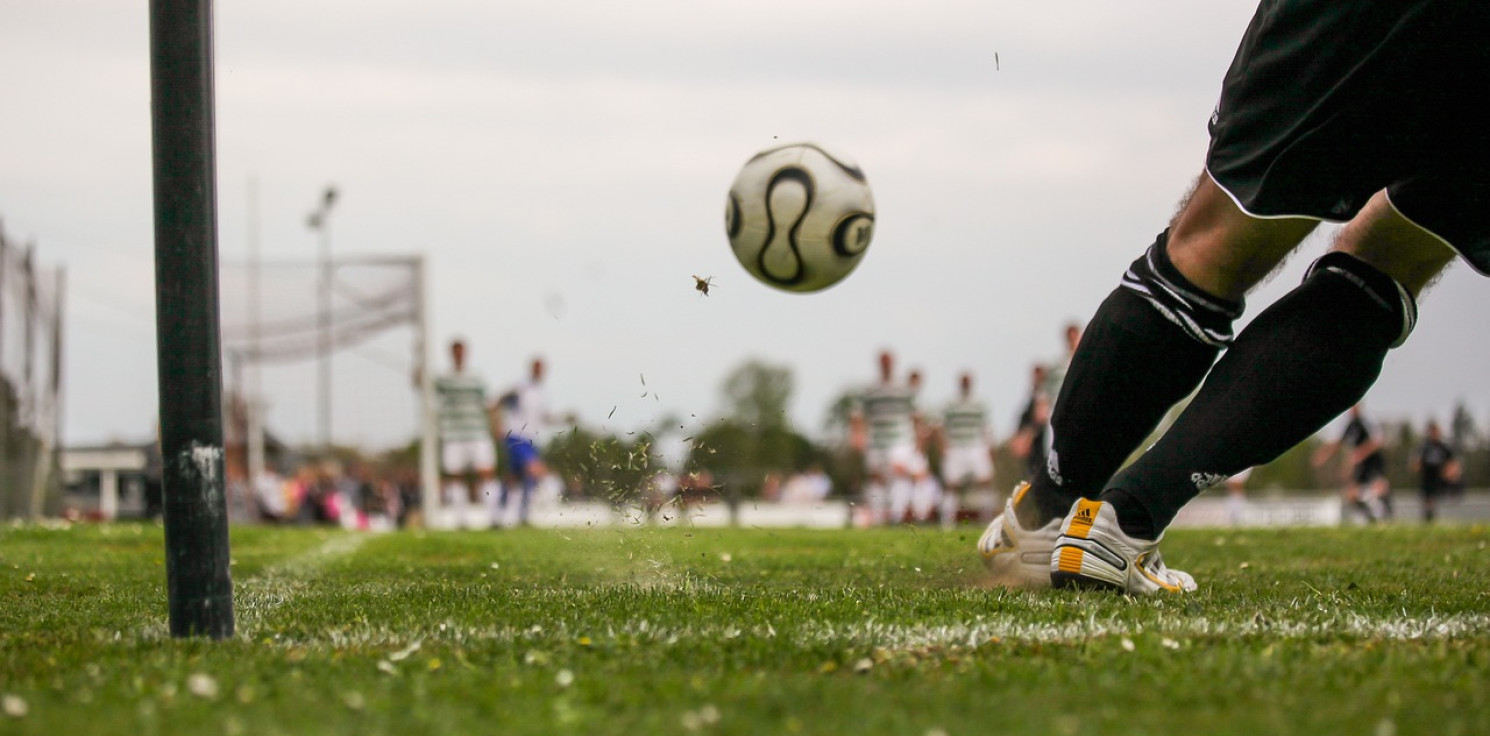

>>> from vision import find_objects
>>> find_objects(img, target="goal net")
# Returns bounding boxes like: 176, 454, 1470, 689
1, 224, 64, 519
217, 255, 436, 522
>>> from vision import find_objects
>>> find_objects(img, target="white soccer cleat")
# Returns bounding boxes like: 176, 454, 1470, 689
1050, 498, 1196, 594
977, 482, 1062, 589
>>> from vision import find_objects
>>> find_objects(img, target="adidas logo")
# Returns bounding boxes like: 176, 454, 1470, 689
1190, 472, 1228, 491
1071, 503, 1097, 528
1045, 450, 1063, 486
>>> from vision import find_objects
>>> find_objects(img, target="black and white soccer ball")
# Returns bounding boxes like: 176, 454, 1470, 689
724, 142, 875, 293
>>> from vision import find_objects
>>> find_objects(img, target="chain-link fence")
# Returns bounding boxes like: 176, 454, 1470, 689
1, 219, 65, 518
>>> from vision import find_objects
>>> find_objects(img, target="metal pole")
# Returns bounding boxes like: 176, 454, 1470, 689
320, 223, 330, 452
150, 0, 234, 639
20, 247, 37, 518
246, 177, 264, 504
309, 187, 336, 456
0, 230, 9, 514
28, 267, 65, 519
415, 255, 439, 526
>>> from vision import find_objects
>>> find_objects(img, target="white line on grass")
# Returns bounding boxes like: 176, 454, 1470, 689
234, 533, 369, 637
257, 610, 1490, 652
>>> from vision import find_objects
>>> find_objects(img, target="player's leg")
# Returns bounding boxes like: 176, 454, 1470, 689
938, 452, 965, 526
861, 454, 888, 527
939, 480, 962, 529
1357, 465, 1385, 523
440, 441, 474, 528
452, 439, 495, 529
1018, 173, 1315, 529
1421, 481, 1438, 523
884, 446, 916, 525
518, 457, 545, 525
887, 471, 913, 526
1099, 190, 1455, 542
1345, 475, 1375, 524
957, 453, 995, 526
1370, 473, 1393, 522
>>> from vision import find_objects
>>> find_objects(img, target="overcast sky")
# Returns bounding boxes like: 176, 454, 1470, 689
3, 0, 1487, 454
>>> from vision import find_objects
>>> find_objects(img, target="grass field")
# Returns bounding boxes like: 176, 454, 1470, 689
2, 520, 1489, 735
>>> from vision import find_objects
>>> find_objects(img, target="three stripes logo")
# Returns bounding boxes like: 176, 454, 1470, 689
1069, 499, 1099, 535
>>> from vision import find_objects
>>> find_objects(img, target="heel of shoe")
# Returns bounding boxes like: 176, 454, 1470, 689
1050, 570, 1124, 592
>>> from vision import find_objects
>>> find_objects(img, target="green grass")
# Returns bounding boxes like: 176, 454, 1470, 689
3, 521, 1490, 735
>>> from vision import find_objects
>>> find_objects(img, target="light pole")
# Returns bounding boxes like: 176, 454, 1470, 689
307, 185, 337, 455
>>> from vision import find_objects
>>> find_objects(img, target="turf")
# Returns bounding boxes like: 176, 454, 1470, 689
2, 520, 1489, 735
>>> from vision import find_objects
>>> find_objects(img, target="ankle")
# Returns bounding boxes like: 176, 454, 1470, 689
1100, 488, 1159, 540
1013, 482, 1072, 530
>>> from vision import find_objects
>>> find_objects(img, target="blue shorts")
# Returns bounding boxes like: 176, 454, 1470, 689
504, 436, 540, 476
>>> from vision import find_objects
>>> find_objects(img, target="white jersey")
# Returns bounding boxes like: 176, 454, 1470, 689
941, 396, 994, 486
860, 381, 917, 451
941, 397, 990, 449
504, 380, 547, 442
1042, 361, 1068, 406
434, 372, 490, 443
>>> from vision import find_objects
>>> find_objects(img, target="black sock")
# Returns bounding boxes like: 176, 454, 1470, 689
1101, 488, 1158, 539
1021, 230, 1238, 527
1104, 252, 1417, 538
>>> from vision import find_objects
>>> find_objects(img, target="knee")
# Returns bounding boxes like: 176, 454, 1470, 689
1302, 251, 1417, 348
1167, 173, 1316, 300
1119, 229, 1245, 348
1332, 191, 1458, 297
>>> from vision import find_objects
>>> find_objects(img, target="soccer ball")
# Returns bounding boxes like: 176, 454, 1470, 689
724, 142, 875, 293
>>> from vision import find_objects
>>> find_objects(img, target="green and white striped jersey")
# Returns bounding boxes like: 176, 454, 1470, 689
942, 398, 989, 448
860, 382, 917, 450
434, 373, 490, 442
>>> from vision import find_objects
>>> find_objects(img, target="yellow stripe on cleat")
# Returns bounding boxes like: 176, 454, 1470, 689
1068, 499, 1101, 539
1057, 546, 1085, 574
1011, 481, 1031, 507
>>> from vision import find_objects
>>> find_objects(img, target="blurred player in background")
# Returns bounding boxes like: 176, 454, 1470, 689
1009, 363, 1051, 481
982, 0, 1487, 593
1040, 322, 1084, 406
434, 339, 499, 529
939, 372, 996, 525
1224, 466, 1252, 526
849, 350, 917, 526
1410, 419, 1458, 523
497, 356, 551, 527
902, 368, 943, 524
1314, 403, 1391, 523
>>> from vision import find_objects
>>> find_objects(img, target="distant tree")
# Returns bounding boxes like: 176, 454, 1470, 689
721, 359, 792, 430
1449, 402, 1489, 489
1451, 402, 1481, 451
685, 420, 820, 498
685, 359, 826, 501
821, 389, 859, 437
1246, 436, 1325, 491
545, 426, 659, 506
818, 389, 866, 497
1386, 419, 1417, 491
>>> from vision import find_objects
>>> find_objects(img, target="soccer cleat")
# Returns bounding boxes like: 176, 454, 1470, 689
977, 482, 1062, 589
1050, 498, 1196, 594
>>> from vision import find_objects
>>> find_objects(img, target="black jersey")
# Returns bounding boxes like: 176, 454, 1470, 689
1341, 415, 1386, 482
1415, 438, 1455, 492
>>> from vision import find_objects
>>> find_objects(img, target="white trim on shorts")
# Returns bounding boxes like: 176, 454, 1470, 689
1382, 188, 1485, 276
1203, 167, 1334, 223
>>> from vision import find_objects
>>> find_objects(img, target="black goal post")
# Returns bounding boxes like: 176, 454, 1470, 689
150, 0, 235, 639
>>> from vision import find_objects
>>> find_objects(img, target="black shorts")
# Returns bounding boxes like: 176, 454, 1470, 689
1352, 454, 1387, 486
1206, 0, 1490, 274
